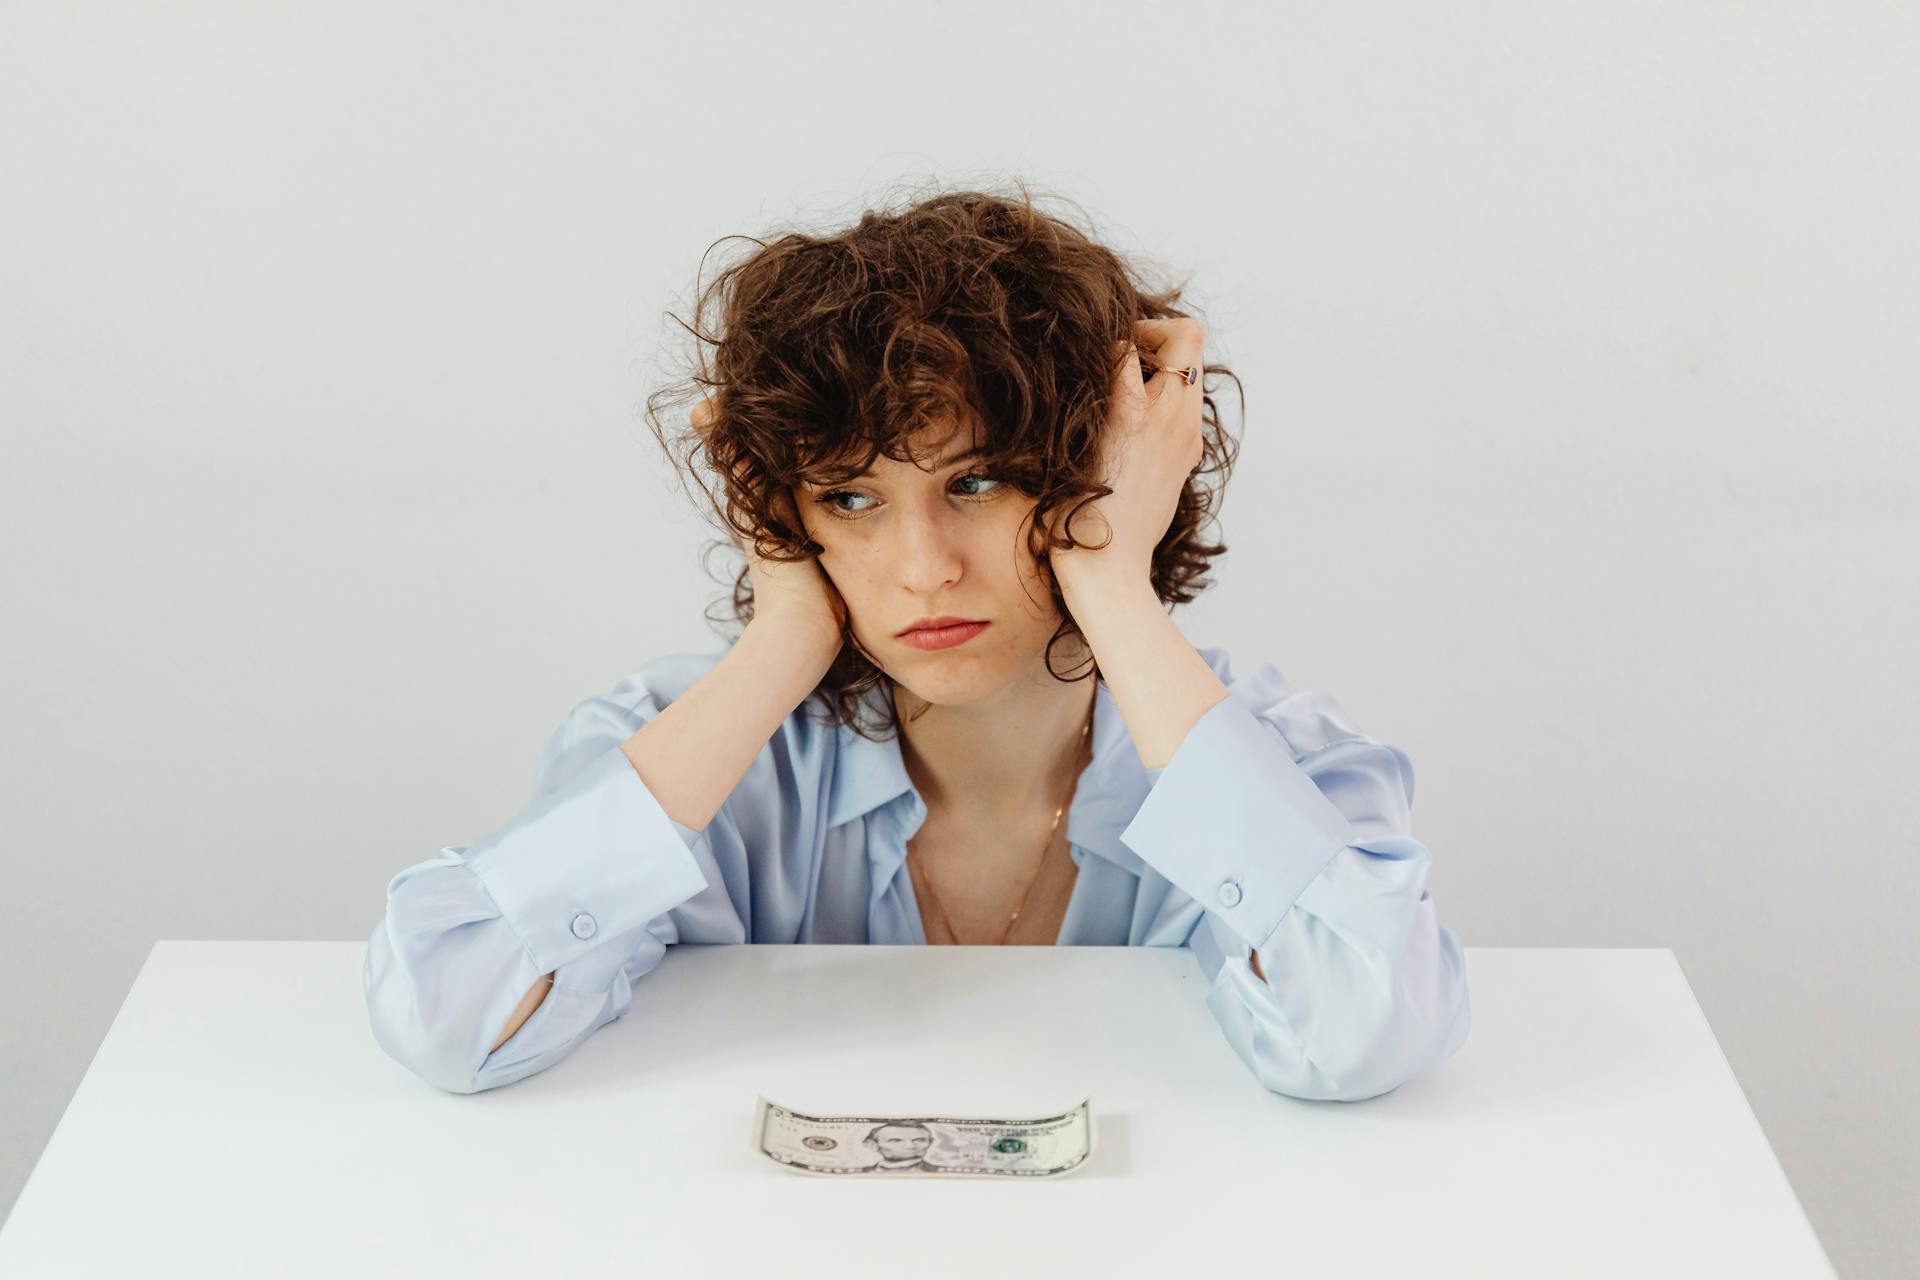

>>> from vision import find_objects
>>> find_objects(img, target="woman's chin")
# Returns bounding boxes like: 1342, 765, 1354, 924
887, 663, 1006, 711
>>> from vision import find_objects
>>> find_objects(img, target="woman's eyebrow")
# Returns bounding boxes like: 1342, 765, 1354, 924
839, 443, 989, 479
934, 443, 990, 466
804, 442, 989, 489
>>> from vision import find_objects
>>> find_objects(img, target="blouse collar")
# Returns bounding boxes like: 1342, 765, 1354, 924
825, 675, 1156, 886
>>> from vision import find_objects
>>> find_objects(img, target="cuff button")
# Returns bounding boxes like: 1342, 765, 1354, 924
570, 911, 598, 940
1217, 880, 1243, 907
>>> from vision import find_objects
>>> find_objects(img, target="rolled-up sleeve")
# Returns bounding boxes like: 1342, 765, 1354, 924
1119, 667, 1471, 1102
462, 743, 708, 977
363, 682, 721, 1095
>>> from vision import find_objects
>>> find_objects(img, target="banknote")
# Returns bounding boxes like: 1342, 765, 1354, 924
752, 1094, 1096, 1178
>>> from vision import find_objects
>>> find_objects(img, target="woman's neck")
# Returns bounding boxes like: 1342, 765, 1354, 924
893, 669, 1097, 824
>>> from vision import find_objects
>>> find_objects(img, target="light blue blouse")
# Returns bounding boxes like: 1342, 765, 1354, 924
363, 641, 1471, 1101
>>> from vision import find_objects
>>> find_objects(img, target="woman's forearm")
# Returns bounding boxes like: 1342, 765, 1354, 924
620, 618, 842, 835
488, 619, 839, 1056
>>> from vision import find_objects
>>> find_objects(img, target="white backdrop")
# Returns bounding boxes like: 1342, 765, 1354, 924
2, 3, 1914, 1274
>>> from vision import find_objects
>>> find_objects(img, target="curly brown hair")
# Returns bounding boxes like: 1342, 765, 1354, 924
641, 177, 1243, 741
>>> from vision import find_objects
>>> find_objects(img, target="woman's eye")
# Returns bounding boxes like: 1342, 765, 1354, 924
817, 472, 1003, 520
953, 471, 1002, 498
818, 491, 872, 517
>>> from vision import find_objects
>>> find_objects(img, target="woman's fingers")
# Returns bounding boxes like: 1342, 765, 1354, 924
1133, 318, 1205, 402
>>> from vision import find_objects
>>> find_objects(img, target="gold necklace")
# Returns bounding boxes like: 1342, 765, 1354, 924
909, 701, 1094, 946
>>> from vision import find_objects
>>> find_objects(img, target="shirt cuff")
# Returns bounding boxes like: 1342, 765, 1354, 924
463, 744, 710, 975
1119, 692, 1355, 951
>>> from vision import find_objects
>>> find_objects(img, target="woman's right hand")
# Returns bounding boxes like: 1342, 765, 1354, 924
696, 396, 849, 662
738, 489, 848, 657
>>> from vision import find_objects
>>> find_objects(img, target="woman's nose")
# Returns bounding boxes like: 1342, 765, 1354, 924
892, 510, 966, 589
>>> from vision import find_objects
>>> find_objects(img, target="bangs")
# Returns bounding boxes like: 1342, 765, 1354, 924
789, 396, 998, 488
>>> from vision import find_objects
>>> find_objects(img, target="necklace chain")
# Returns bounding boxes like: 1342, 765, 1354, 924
909, 701, 1094, 946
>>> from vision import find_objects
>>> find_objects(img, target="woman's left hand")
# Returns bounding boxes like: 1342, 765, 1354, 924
1045, 317, 1208, 593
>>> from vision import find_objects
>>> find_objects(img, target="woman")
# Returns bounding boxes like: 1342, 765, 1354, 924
363, 183, 1471, 1100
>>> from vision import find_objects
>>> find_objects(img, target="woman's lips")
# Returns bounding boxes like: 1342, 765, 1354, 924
898, 621, 991, 651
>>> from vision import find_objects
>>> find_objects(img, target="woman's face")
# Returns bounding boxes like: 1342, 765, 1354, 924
794, 424, 1070, 706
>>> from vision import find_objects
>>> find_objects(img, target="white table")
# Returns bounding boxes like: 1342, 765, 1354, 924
0, 943, 1833, 1277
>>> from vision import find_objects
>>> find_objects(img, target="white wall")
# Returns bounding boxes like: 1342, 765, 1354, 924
2, 2, 1913, 1273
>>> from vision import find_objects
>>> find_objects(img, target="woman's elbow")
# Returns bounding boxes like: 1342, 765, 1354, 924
1256, 948, 1472, 1103
362, 924, 494, 1095
1315, 962, 1473, 1102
